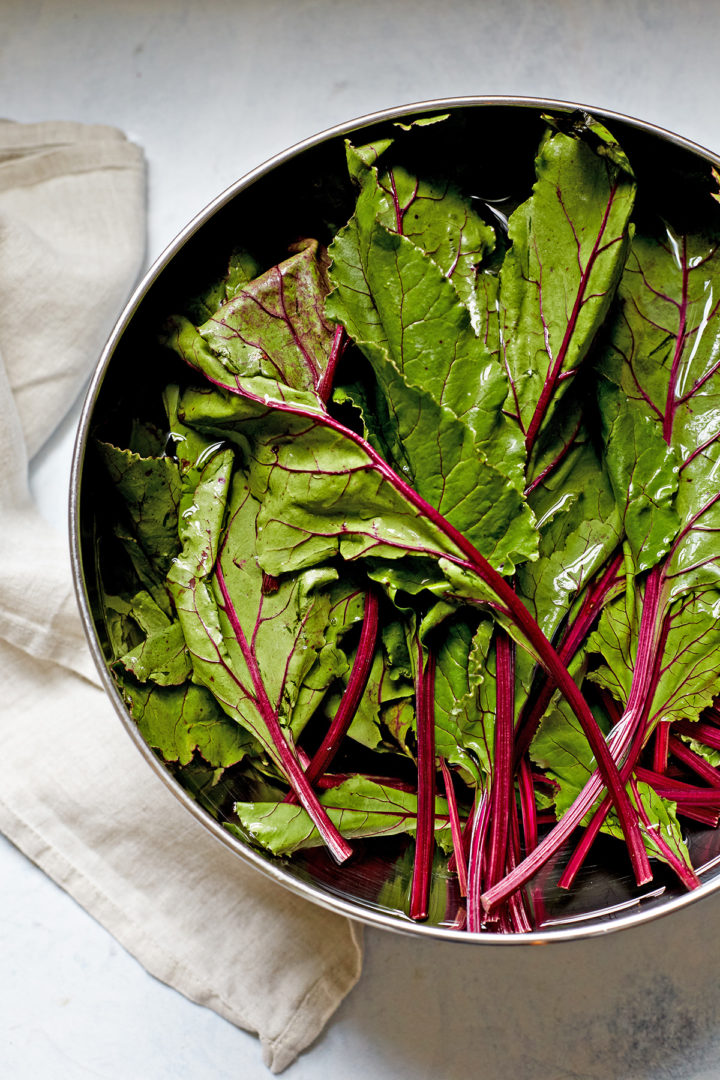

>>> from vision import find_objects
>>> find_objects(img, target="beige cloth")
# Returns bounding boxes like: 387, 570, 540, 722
0, 120, 362, 1073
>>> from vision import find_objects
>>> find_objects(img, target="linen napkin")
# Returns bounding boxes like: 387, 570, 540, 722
0, 120, 362, 1074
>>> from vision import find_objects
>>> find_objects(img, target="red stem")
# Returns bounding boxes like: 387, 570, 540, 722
668, 735, 720, 789
635, 766, 720, 806
652, 720, 671, 774
483, 565, 667, 912
409, 642, 437, 921
674, 719, 720, 753
673, 805, 720, 826
507, 797, 533, 933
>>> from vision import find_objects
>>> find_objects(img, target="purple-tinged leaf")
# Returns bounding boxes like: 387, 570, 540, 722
440, 758, 468, 897
175, 239, 335, 402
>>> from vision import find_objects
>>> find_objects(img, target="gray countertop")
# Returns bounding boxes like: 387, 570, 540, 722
4, 2, 720, 1077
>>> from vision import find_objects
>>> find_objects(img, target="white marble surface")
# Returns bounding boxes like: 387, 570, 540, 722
5, 1, 720, 1076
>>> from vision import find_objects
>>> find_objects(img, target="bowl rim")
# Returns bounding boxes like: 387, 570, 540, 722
70, 94, 720, 945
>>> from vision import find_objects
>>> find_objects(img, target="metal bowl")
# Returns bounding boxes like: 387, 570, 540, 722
70, 95, 720, 943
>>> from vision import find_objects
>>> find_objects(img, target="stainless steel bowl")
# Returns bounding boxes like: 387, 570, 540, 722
70, 96, 720, 943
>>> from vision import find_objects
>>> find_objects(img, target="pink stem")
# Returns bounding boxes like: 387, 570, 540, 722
635, 767, 720, 806
513, 550, 624, 764
507, 798, 533, 933
673, 719, 720, 753
486, 631, 515, 890
440, 758, 468, 897
466, 792, 491, 932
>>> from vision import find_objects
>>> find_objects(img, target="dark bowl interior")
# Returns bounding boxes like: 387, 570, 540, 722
73, 98, 720, 942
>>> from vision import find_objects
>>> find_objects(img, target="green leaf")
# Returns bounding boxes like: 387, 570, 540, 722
517, 431, 622, 647
328, 219, 518, 466
345, 133, 496, 330
323, 644, 416, 754
98, 441, 182, 572
99, 592, 139, 660
116, 672, 253, 768
287, 579, 365, 739
589, 587, 720, 730
173, 381, 536, 584
115, 590, 191, 686
184, 249, 262, 324
163, 383, 230, 497
599, 229, 720, 597
166, 451, 346, 767
531, 698, 605, 821
500, 127, 635, 461
327, 140, 523, 481
353, 349, 537, 572
231, 775, 452, 856
434, 617, 494, 786
598, 385, 680, 573
127, 419, 166, 458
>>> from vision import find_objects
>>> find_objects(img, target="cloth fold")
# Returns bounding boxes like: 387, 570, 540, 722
0, 119, 362, 1073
